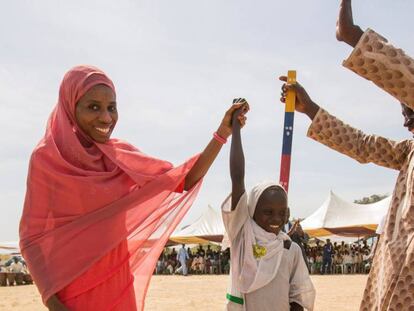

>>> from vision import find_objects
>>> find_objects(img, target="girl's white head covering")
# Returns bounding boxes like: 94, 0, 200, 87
247, 180, 287, 217
225, 181, 290, 294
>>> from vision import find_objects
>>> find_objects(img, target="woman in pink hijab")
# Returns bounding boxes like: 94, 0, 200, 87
19, 65, 249, 311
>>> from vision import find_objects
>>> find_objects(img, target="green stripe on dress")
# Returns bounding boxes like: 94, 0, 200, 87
226, 293, 244, 305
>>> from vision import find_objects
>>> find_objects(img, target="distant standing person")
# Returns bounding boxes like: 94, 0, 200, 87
196, 244, 206, 257
176, 244, 190, 276
9, 257, 24, 274
288, 221, 311, 272
322, 239, 334, 274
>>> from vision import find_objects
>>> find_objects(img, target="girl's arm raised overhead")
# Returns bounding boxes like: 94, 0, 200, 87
184, 102, 248, 190
230, 98, 249, 211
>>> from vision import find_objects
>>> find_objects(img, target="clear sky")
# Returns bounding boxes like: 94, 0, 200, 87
1, 0, 414, 241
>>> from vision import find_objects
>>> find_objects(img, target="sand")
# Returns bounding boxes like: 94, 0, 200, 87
0, 275, 368, 311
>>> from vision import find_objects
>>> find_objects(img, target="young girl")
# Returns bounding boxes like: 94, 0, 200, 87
222, 100, 315, 311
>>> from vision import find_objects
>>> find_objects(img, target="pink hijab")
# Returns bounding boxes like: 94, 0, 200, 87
19, 65, 201, 307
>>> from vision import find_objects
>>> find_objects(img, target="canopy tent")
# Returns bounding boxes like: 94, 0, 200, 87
168, 191, 391, 244
169, 205, 224, 244
301, 191, 391, 237
0, 241, 20, 263
0, 241, 20, 255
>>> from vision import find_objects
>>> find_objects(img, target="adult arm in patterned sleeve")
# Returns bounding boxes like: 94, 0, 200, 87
336, 0, 414, 111
279, 76, 413, 171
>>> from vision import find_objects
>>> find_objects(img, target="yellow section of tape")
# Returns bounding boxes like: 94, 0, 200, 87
285, 70, 296, 112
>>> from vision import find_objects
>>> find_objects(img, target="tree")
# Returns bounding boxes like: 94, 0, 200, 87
354, 194, 388, 204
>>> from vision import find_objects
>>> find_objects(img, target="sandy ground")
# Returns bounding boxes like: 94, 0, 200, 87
0, 275, 367, 311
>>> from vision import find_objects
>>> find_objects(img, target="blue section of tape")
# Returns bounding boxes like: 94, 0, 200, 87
282, 112, 295, 155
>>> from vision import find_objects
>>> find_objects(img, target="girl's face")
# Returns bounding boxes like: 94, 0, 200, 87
253, 187, 288, 235
75, 84, 118, 143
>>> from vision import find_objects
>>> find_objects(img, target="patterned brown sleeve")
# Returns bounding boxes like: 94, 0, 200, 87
343, 28, 414, 109
307, 108, 412, 171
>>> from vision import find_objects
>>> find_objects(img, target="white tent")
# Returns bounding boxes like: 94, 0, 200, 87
169, 205, 224, 244
0, 241, 20, 257
301, 191, 391, 237
168, 191, 391, 243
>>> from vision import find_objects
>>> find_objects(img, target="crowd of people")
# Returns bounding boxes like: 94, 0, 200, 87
0, 237, 372, 287
305, 239, 372, 275
155, 244, 230, 276
0, 256, 33, 286
154, 238, 373, 278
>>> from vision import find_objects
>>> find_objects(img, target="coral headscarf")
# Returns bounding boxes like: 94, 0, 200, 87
19, 65, 201, 308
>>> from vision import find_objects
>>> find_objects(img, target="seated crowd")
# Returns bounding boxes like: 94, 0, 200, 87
155, 236, 374, 277
306, 239, 372, 275
155, 244, 230, 275
0, 256, 33, 286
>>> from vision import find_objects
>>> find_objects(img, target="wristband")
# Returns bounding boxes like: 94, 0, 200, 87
213, 132, 227, 144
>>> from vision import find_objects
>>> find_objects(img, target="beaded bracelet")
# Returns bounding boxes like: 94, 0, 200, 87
213, 132, 227, 144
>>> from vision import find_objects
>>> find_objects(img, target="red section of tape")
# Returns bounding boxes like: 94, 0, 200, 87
279, 154, 291, 192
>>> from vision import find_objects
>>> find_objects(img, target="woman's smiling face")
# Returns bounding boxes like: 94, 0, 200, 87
75, 84, 118, 143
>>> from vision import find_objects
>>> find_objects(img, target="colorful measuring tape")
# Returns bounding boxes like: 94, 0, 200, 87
279, 70, 296, 193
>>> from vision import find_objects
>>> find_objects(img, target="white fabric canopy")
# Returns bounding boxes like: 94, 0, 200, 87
170, 205, 225, 244
0, 241, 20, 255
301, 191, 391, 237
168, 191, 391, 243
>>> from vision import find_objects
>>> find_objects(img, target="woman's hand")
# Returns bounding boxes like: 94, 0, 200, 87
335, 0, 364, 48
216, 98, 249, 139
183, 98, 249, 191
279, 76, 319, 120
